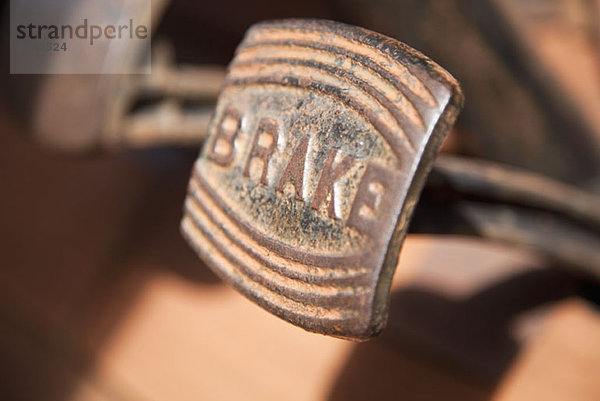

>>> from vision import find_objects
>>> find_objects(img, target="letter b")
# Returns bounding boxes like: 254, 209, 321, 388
207, 107, 241, 167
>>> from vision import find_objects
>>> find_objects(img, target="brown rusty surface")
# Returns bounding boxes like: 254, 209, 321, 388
181, 19, 463, 339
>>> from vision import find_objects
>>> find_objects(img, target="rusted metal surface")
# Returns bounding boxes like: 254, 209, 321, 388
180, 19, 463, 339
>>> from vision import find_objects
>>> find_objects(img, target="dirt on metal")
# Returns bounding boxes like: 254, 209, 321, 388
181, 19, 463, 339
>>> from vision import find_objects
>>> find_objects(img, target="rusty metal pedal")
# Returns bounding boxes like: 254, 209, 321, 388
181, 19, 463, 339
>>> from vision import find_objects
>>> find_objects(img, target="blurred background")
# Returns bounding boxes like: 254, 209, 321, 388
1, 0, 600, 400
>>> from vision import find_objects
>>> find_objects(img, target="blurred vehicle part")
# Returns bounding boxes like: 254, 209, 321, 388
335, 0, 600, 190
